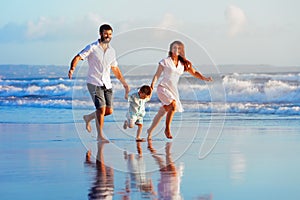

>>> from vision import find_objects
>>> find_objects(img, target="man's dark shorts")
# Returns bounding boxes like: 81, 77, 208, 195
87, 83, 113, 109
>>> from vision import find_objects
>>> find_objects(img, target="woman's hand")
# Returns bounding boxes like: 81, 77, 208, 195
205, 76, 213, 82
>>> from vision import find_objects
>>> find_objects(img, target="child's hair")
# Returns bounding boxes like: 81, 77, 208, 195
139, 85, 152, 95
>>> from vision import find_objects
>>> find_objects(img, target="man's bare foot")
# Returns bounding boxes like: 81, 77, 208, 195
85, 150, 92, 164
83, 115, 92, 133
123, 120, 128, 129
164, 129, 173, 139
97, 137, 109, 143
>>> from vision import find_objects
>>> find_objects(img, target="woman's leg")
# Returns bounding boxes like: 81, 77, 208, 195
147, 106, 167, 140
164, 100, 176, 139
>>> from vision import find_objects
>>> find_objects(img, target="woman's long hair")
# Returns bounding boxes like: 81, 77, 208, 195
168, 41, 191, 71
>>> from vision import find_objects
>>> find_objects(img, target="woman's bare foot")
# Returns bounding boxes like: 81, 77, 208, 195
164, 129, 173, 139
83, 115, 92, 133
136, 138, 146, 142
147, 129, 152, 140
147, 140, 156, 153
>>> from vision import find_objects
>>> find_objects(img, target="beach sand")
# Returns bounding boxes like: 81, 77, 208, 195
1, 115, 300, 199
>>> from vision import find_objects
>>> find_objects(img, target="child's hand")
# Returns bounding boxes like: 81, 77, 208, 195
148, 86, 153, 99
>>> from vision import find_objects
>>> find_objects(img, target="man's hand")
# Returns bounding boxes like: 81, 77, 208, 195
124, 84, 130, 100
68, 69, 74, 79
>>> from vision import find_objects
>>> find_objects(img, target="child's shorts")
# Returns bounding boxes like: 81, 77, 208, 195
126, 112, 144, 126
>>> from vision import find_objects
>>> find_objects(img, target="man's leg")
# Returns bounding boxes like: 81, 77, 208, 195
95, 107, 108, 142
84, 108, 112, 133
83, 112, 96, 133
105, 107, 113, 116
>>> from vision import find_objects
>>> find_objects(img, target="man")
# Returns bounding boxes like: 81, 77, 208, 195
68, 24, 130, 142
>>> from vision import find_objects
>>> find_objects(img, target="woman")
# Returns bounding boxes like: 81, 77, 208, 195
147, 41, 213, 140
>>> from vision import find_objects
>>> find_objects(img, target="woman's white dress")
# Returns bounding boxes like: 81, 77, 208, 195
157, 57, 184, 112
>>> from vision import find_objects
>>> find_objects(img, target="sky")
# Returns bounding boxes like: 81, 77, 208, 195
0, 0, 299, 67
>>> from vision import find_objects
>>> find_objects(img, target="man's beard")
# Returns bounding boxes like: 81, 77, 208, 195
100, 37, 111, 43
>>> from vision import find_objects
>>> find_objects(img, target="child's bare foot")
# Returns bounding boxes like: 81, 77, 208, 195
164, 129, 173, 139
123, 120, 128, 129
83, 115, 92, 133
136, 138, 146, 142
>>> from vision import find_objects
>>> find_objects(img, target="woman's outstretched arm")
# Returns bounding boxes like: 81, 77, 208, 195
187, 66, 213, 82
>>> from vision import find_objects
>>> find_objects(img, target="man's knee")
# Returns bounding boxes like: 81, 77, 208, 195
105, 107, 113, 116
96, 107, 106, 115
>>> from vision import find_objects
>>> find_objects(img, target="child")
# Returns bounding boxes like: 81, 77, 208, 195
123, 85, 152, 142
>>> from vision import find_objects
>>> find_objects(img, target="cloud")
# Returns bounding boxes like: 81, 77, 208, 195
152, 13, 184, 39
225, 5, 247, 37
158, 13, 183, 29
0, 13, 106, 42
26, 16, 66, 40
0, 23, 27, 43
84, 12, 106, 28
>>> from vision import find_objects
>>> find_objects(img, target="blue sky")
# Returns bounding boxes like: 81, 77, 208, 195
0, 0, 299, 66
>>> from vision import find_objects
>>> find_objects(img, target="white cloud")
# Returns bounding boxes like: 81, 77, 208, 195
83, 13, 107, 30
158, 13, 183, 29
26, 16, 65, 39
152, 13, 184, 39
25, 13, 107, 41
225, 5, 247, 37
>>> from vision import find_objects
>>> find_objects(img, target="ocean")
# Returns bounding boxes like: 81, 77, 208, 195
1, 65, 299, 123
1, 64, 300, 199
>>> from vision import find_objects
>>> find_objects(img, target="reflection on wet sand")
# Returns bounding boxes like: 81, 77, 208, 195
85, 142, 114, 200
123, 141, 156, 199
148, 141, 184, 200
85, 141, 187, 199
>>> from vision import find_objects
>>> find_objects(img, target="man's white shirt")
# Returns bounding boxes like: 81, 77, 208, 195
79, 40, 118, 89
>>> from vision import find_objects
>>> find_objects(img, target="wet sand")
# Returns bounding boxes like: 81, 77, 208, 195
1, 116, 300, 199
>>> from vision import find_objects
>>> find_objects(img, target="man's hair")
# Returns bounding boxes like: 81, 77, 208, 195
139, 85, 152, 96
99, 24, 113, 34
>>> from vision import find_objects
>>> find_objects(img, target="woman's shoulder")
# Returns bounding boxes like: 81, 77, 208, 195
159, 57, 171, 66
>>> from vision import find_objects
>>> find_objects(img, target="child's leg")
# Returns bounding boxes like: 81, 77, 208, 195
123, 120, 128, 129
136, 117, 145, 142
136, 124, 143, 140
123, 114, 135, 129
